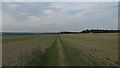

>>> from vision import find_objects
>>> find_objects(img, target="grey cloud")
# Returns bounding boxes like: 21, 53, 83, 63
2, 2, 118, 32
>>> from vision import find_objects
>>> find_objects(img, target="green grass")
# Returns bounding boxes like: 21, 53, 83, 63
39, 37, 59, 66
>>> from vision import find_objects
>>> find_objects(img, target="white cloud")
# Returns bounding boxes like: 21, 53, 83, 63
43, 9, 55, 15
20, 12, 29, 15
27, 16, 42, 24
9, 3, 20, 8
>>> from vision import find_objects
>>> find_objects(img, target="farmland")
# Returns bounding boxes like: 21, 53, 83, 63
2, 33, 118, 66
0, 35, 2, 67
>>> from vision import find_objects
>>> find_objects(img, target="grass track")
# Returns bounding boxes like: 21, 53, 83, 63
21, 35, 67, 66
21, 36, 59, 66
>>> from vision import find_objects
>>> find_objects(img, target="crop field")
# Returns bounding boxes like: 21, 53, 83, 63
0, 36, 2, 67
2, 33, 118, 66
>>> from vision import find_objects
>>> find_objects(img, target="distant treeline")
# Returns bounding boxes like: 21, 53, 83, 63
2, 32, 59, 35
81, 29, 120, 33
2, 29, 120, 35
2, 32, 36, 35
60, 29, 120, 34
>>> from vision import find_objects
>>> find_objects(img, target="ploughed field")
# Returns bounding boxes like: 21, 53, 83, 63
3, 33, 118, 66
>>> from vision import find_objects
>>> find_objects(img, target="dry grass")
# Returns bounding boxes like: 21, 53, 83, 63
3, 34, 56, 66
61, 33, 118, 66
3, 33, 118, 66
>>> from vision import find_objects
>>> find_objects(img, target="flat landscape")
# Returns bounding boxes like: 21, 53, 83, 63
0, 36, 2, 67
3, 33, 118, 66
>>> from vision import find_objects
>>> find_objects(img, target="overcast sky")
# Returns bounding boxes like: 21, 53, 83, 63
2, 2, 118, 32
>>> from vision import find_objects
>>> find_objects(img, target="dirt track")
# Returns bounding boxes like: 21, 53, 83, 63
57, 37, 66, 66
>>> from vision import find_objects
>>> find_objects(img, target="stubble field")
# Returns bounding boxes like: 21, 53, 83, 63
2, 33, 118, 66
